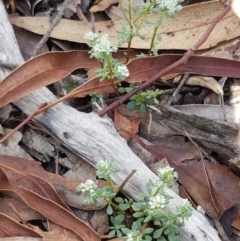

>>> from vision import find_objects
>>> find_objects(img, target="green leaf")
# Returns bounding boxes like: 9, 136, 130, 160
133, 211, 144, 218
118, 87, 126, 94
144, 235, 152, 240
116, 214, 125, 223
107, 204, 113, 215
156, 33, 162, 41
154, 97, 159, 104
144, 18, 152, 24
140, 103, 147, 112
157, 237, 167, 241
144, 216, 152, 222
132, 221, 138, 231
127, 101, 136, 111
153, 228, 164, 239
111, 216, 117, 226
108, 230, 116, 238
119, 203, 128, 211
126, 86, 134, 92
115, 197, 124, 203
121, 227, 130, 234
117, 230, 122, 238
156, 19, 162, 27
132, 202, 145, 211
138, 34, 146, 40
144, 228, 154, 234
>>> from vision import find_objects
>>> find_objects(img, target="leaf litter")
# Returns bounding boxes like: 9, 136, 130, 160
1, 0, 240, 240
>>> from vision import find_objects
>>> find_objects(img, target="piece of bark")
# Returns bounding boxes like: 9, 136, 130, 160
0, 3, 220, 240
149, 105, 240, 159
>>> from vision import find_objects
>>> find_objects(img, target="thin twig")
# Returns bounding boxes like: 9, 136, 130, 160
0, 103, 47, 144
116, 169, 137, 193
168, 74, 190, 105
98, 2, 231, 116
30, 0, 74, 57
184, 129, 221, 215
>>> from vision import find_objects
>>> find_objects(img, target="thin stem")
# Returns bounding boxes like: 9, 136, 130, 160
148, 25, 158, 56
119, 0, 128, 21
98, 3, 231, 116
106, 55, 118, 91
125, 0, 134, 63
107, 174, 114, 191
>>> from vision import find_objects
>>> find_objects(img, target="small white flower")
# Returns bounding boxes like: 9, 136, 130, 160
116, 64, 129, 79
91, 35, 118, 59
157, 166, 178, 184
125, 230, 142, 241
176, 199, 192, 218
156, 0, 183, 14
77, 179, 98, 194
96, 160, 119, 179
149, 195, 167, 209
146, 194, 168, 217
84, 32, 98, 47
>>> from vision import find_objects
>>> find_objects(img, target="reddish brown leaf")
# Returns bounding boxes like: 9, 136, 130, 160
70, 55, 240, 98
0, 198, 44, 222
0, 51, 100, 108
114, 106, 141, 141
0, 213, 43, 238
0, 168, 100, 241
1, 51, 240, 108
0, 154, 82, 192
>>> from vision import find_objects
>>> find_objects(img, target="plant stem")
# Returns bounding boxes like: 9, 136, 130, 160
98, 2, 231, 116
125, 0, 134, 63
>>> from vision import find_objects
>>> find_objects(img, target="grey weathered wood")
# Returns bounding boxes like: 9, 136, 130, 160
0, 3, 220, 240
149, 105, 240, 159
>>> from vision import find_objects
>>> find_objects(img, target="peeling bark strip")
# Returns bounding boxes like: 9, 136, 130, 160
0, 2, 221, 240
150, 106, 240, 174
149, 105, 240, 159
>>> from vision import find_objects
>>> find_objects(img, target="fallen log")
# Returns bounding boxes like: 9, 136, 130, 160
0, 3, 220, 240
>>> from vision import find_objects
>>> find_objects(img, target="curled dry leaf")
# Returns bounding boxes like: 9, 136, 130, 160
174, 75, 223, 95
90, 0, 119, 12
204, 77, 228, 104
0, 51, 99, 108
0, 212, 43, 238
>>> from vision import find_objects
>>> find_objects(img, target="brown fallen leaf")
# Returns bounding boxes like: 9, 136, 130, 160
10, 1, 239, 50
90, 0, 119, 12
0, 198, 44, 222
174, 75, 223, 95
0, 213, 43, 238
0, 168, 100, 241
114, 105, 141, 141
0, 154, 109, 210
2, 51, 240, 109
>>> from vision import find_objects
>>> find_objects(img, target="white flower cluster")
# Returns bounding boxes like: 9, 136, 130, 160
84, 32, 117, 60
77, 179, 97, 195
156, 0, 183, 14
125, 230, 142, 241
84, 32, 129, 80
96, 159, 120, 179
116, 64, 130, 79
149, 195, 167, 210
157, 166, 178, 185
176, 199, 192, 218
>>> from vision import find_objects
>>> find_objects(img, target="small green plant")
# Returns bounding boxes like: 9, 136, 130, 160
84, 32, 129, 91
118, 0, 183, 58
77, 160, 192, 241
126, 89, 163, 112
83, 0, 183, 112
89, 93, 103, 103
